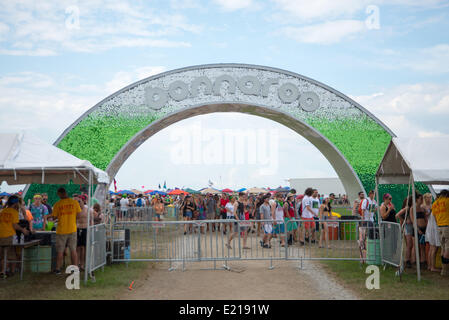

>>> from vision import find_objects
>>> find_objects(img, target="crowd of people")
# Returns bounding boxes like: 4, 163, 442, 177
0, 188, 104, 278
350, 188, 449, 276
1, 186, 448, 278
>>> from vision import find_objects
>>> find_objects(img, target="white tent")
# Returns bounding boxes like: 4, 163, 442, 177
0, 132, 109, 284
376, 137, 449, 186
0, 133, 109, 185
200, 187, 221, 195
376, 137, 449, 281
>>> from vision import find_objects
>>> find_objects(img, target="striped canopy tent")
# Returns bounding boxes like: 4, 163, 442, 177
143, 189, 154, 194
200, 187, 221, 195
184, 188, 201, 194
246, 187, 268, 194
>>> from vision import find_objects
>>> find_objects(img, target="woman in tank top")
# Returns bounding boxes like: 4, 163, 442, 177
319, 197, 331, 249
396, 196, 415, 268
380, 193, 397, 223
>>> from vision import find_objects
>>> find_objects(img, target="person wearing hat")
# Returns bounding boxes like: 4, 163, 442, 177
0, 195, 30, 277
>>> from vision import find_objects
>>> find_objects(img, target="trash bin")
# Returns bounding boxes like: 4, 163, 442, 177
327, 220, 339, 240
339, 215, 359, 240
367, 238, 382, 265
24, 246, 53, 272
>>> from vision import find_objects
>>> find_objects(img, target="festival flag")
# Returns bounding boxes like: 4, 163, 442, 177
163, 181, 166, 189
208, 179, 213, 187
113, 179, 118, 193
158, 184, 161, 189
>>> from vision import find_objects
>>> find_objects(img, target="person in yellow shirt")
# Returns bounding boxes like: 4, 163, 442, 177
52, 188, 81, 275
0, 195, 29, 278
432, 190, 449, 276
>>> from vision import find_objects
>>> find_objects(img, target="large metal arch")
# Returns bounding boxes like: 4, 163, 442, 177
25, 63, 401, 206
93, 102, 366, 203
54, 63, 395, 145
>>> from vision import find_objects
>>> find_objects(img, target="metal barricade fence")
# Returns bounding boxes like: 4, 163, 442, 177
379, 221, 402, 267
109, 218, 383, 268
87, 223, 107, 273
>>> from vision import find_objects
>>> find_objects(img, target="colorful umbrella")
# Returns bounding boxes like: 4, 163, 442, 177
169, 189, 188, 195
221, 188, 233, 193
116, 190, 135, 195
184, 188, 201, 194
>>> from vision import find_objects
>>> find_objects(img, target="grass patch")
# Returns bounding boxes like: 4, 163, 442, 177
332, 207, 354, 216
0, 262, 151, 300
319, 260, 449, 300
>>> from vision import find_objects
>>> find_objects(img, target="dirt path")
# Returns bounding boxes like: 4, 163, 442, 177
121, 259, 359, 300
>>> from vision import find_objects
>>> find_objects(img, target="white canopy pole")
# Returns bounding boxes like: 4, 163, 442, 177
411, 174, 421, 281
375, 176, 383, 265
84, 169, 92, 284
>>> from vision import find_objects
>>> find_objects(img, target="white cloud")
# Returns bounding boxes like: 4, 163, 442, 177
213, 0, 255, 11
0, 0, 199, 56
351, 83, 449, 138
0, 72, 54, 88
418, 130, 449, 138
0, 66, 167, 139
170, 0, 202, 10
272, 0, 448, 22
352, 83, 449, 115
406, 44, 449, 74
105, 66, 167, 94
272, 0, 369, 22
278, 20, 366, 44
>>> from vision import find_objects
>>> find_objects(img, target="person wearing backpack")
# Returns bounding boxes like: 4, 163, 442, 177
354, 192, 365, 217
135, 194, 145, 221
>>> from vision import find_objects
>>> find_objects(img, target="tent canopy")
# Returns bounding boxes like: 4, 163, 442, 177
200, 187, 221, 195
184, 188, 201, 194
376, 137, 449, 185
246, 187, 268, 194
0, 133, 109, 185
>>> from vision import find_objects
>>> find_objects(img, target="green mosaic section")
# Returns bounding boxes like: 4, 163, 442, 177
306, 116, 428, 210
26, 114, 158, 205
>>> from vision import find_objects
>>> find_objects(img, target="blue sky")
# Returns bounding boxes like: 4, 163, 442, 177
1, 0, 449, 192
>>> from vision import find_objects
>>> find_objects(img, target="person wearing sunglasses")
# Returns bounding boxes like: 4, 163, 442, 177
380, 193, 397, 223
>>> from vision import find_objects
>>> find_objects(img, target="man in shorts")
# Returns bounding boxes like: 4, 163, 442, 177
0, 195, 30, 277
52, 188, 81, 274
301, 188, 316, 243
259, 195, 273, 248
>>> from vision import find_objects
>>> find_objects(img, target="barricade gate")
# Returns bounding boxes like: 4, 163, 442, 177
108, 218, 390, 269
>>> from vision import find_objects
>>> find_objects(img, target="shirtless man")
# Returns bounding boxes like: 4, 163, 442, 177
76, 196, 93, 271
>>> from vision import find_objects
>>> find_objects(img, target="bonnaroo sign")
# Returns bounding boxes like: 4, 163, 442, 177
25, 63, 416, 206
145, 74, 320, 112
